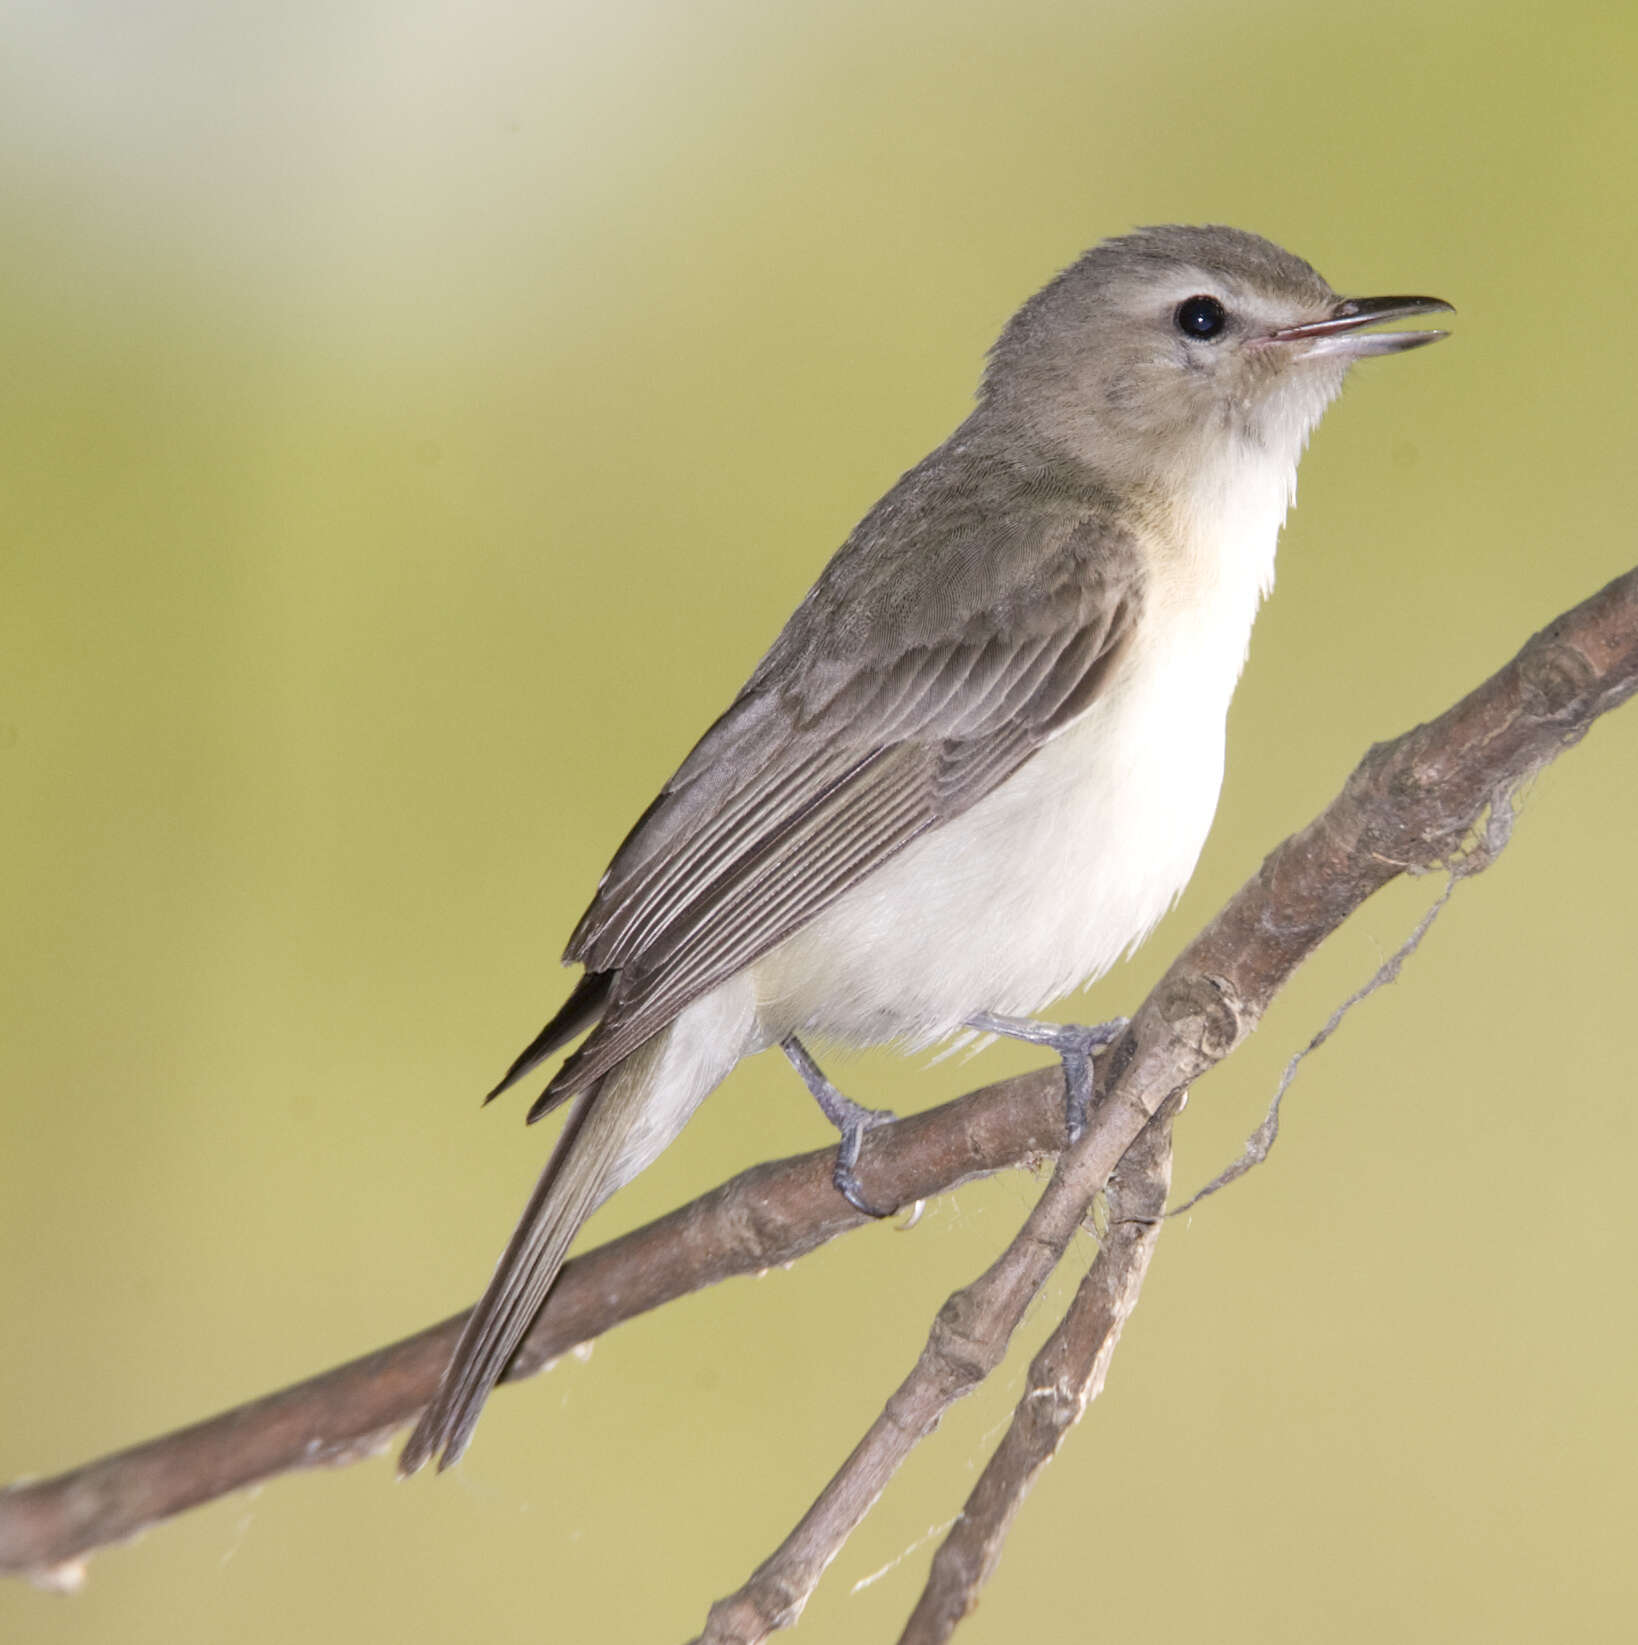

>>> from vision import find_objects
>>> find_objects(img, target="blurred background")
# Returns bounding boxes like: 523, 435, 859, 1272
3, 2, 1636, 1640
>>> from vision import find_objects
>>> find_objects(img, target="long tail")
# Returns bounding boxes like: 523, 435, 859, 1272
400, 988, 751, 1474
398, 1076, 623, 1474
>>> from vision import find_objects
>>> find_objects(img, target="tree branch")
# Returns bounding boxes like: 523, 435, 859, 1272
0, 1069, 1073, 1588
899, 1102, 1177, 1645
691, 563, 1638, 1643
3, 566, 1635, 1624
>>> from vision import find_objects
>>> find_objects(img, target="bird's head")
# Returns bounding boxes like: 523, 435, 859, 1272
981, 224, 1451, 493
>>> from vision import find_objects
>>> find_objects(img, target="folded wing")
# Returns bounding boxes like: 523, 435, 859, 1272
513, 500, 1143, 1115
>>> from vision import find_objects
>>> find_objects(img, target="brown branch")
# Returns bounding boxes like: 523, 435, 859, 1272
4, 566, 1635, 1617
899, 1103, 1177, 1645
693, 1044, 1168, 1645
691, 563, 1638, 1644
0, 1070, 1072, 1588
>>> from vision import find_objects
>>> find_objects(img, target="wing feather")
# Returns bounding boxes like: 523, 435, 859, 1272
537, 502, 1142, 1102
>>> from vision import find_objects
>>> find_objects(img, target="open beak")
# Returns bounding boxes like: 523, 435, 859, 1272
1268, 294, 1454, 359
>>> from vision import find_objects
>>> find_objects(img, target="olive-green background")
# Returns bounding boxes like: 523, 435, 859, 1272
4, 3, 1636, 1641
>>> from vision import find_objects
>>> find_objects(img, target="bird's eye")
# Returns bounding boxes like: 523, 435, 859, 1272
1175, 295, 1227, 339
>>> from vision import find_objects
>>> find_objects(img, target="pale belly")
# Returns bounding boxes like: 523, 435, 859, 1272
747, 440, 1293, 1052
749, 635, 1233, 1049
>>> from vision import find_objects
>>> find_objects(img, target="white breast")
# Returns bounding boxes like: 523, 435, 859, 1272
752, 447, 1297, 1050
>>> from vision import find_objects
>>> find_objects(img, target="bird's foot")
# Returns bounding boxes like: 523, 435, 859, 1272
967, 1012, 1129, 1143
781, 1036, 898, 1217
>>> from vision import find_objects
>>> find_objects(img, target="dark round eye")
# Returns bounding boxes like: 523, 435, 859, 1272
1175, 295, 1227, 339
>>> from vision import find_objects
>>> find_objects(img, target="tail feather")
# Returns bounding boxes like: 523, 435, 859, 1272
404, 980, 757, 1475
399, 1079, 621, 1474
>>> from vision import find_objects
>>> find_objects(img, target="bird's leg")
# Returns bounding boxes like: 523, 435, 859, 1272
967, 1011, 1129, 1143
781, 1036, 897, 1218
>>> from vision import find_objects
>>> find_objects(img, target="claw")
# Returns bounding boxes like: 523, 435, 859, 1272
833, 1147, 896, 1219
782, 1036, 898, 1217
967, 1011, 1129, 1144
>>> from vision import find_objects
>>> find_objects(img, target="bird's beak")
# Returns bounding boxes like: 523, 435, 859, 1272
1267, 295, 1454, 359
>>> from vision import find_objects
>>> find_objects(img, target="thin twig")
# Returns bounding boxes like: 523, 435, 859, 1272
692, 1053, 1166, 1645
1171, 787, 1518, 1216
1169, 873, 1457, 1215
898, 1103, 1177, 1644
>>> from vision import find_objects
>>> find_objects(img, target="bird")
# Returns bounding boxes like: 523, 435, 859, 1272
399, 224, 1450, 1474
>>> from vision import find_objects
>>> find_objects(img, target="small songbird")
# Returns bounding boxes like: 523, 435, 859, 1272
400, 224, 1450, 1474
